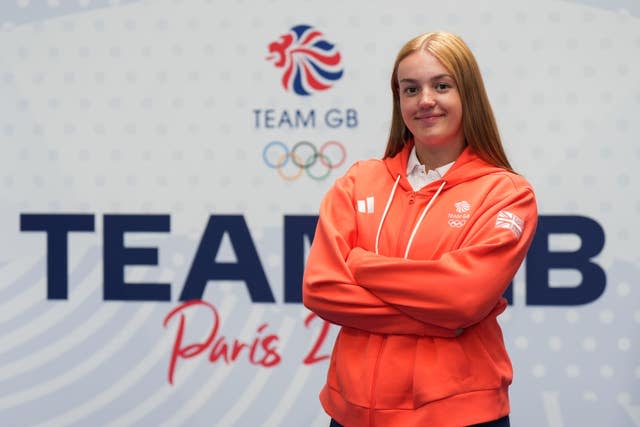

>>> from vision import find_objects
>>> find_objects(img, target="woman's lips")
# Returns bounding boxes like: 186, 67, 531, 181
415, 113, 444, 123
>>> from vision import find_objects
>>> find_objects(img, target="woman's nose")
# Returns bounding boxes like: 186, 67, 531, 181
418, 90, 436, 108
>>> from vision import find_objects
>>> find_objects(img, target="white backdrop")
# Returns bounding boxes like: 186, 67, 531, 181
1, 0, 639, 426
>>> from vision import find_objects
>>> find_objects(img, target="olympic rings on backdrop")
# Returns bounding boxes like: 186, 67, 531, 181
262, 140, 347, 181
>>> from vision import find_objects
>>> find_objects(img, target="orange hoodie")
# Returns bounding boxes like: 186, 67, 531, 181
303, 143, 538, 427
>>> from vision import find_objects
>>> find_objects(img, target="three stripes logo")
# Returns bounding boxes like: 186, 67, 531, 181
357, 197, 374, 214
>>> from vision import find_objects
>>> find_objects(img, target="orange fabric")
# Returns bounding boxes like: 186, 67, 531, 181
303, 142, 538, 427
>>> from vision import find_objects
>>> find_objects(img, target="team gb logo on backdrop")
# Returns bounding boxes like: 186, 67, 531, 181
266, 24, 344, 96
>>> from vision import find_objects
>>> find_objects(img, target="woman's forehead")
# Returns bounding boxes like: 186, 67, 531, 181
397, 51, 453, 81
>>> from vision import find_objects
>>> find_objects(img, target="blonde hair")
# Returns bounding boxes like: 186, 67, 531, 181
384, 31, 513, 171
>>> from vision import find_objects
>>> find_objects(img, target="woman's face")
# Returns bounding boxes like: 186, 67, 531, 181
397, 50, 464, 154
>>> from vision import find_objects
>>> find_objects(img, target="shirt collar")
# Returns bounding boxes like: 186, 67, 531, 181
406, 146, 455, 178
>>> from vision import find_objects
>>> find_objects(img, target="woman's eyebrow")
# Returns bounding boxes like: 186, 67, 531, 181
398, 74, 454, 84
398, 78, 419, 84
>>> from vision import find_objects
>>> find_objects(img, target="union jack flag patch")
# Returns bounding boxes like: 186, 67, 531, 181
495, 210, 524, 239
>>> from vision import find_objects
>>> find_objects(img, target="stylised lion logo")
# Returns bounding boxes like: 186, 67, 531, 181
455, 201, 471, 213
266, 24, 344, 96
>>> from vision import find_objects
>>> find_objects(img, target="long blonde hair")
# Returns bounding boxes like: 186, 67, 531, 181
384, 31, 513, 171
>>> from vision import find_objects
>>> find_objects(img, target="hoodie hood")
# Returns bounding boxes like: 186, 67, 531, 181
383, 141, 506, 192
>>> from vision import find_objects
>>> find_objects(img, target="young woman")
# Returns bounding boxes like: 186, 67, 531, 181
303, 32, 538, 427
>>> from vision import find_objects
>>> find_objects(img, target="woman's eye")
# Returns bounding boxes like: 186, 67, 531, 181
403, 87, 418, 95
435, 82, 451, 92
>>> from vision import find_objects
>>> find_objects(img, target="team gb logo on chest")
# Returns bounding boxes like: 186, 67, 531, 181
448, 201, 471, 228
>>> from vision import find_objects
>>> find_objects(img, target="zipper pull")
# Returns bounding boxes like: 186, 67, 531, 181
408, 192, 415, 204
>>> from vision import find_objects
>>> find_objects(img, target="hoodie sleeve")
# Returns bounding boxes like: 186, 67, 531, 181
303, 163, 460, 337
346, 182, 537, 330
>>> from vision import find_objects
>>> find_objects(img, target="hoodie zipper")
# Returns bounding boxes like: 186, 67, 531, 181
404, 181, 446, 259
394, 191, 418, 254
368, 336, 387, 427
372, 191, 417, 425
367, 180, 445, 425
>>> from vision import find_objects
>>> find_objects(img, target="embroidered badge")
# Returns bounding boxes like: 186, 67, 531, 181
448, 201, 471, 228
454, 200, 471, 213
495, 210, 525, 239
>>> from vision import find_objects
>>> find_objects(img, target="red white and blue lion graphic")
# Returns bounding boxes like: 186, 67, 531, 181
266, 24, 344, 96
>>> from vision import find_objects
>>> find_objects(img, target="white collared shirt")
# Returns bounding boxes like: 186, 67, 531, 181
406, 146, 455, 191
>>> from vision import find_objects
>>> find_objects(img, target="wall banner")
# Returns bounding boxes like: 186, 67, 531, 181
0, 0, 638, 426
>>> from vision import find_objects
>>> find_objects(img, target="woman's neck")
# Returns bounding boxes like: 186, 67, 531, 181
414, 139, 466, 170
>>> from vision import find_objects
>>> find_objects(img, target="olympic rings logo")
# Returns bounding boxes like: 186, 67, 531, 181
448, 219, 466, 228
262, 140, 347, 181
